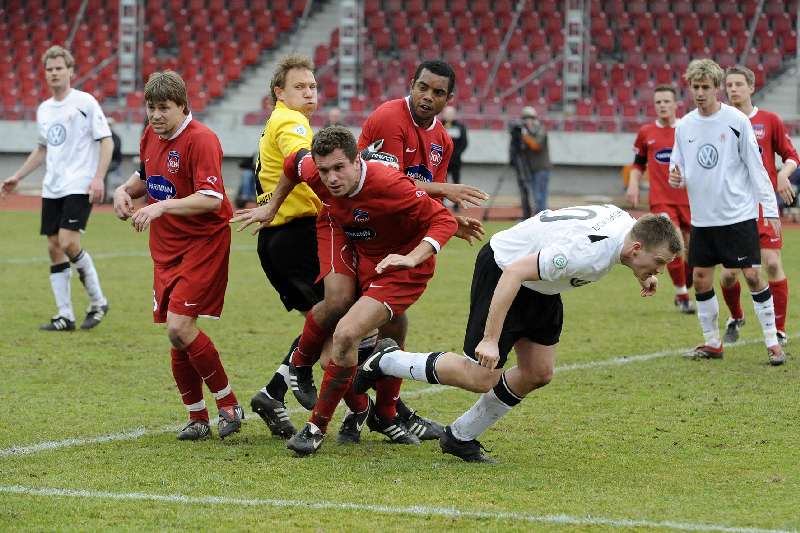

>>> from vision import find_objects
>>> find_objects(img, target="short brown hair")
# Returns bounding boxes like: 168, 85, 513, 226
653, 85, 677, 98
144, 70, 190, 115
684, 58, 724, 87
270, 54, 315, 106
630, 214, 683, 257
725, 65, 755, 88
311, 126, 358, 161
41, 45, 74, 69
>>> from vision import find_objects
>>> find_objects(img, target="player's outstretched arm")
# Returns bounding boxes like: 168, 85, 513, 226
1, 145, 46, 198
230, 171, 297, 235
375, 240, 437, 274
131, 192, 220, 232
113, 172, 146, 220
454, 215, 485, 245
419, 181, 489, 208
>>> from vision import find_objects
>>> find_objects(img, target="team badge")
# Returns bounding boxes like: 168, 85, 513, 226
294, 124, 307, 136
46, 123, 67, 146
206, 176, 218, 185
353, 208, 369, 223
553, 254, 568, 269
167, 150, 180, 173
753, 124, 765, 140
146, 175, 177, 201
430, 143, 443, 166
697, 144, 719, 169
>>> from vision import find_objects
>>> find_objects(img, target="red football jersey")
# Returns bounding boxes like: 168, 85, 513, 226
749, 107, 799, 190
632, 120, 689, 206
283, 152, 458, 282
358, 97, 453, 184
139, 116, 232, 264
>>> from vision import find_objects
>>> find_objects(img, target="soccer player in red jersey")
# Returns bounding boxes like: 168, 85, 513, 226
626, 85, 695, 314
236, 126, 458, 455
112, 71, 243, 440
719, 65, 797, 347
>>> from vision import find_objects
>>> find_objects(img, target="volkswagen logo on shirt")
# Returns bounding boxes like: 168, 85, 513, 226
146, 175, 177, 201
47, 124, 67, 146
697, 144, 719, 169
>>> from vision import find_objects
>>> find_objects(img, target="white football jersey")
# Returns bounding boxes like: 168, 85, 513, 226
670, 103, 778, 227
490, 205, 635, 295
37, 89, 111, 199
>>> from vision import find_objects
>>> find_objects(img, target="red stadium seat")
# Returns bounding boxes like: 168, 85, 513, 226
656, 13, 676, 34
680, 13, 700, 34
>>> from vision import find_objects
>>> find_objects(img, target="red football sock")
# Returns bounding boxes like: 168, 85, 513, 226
309, 362, 356, 433
343, 385, 369, 413
186, 331, 238, 409
292, 312, 329, 367
375, 377, 403, 421
685, 264, 694, 289
721, 280, 744, 320
171, 347, 207, 421
666, 256, 686, 288
770, 278, 788, 332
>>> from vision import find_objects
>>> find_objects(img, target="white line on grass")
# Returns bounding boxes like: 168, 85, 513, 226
0, 485, 793, 533
0, 245, 254, 265
0, 334, 793, 458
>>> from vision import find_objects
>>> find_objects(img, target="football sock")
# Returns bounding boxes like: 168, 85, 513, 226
695, 289, 721, 349
263, 335, 299, 401
378, 349, 443, 383
309, 362, 356, 434
69, 249, 107, 308
171, 347, 207, 421
375, 377, 403, 421
343, 385, 369, 414
769, 278, 788, 332
49, 262, 74, 320
667, 256, 686, 289
721, 280, 744, 320
292, 313, 329, 367
685, 264, 694, 289
751, 286, 779, 348
451, 372, 522, 442
186, 331, 238, 409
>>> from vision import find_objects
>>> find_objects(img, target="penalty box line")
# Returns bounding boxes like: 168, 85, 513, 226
0, 484, 794, 533
0, 334, 791, 458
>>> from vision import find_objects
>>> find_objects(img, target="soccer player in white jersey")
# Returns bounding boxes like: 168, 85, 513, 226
668, 59, 785, 365
354, 205, 681, 462
1, 46, 112, 331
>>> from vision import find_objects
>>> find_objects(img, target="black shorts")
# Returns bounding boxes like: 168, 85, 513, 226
463, 244, 563, 367
40, 194, 92, 236
257, 216, 323, 312
688, 219, 761, 268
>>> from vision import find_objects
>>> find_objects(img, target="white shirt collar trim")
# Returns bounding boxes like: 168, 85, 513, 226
405, 96, 438, 131
168, 113, 193, 140
748, 106, 759, 119
348, 157, 367, 197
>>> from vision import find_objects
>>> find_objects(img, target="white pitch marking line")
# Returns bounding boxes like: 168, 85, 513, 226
0, 246, 254, 265
0, 485, 793, 533
0, 333, 793, 458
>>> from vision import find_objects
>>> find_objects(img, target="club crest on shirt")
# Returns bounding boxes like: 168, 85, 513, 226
167, 150, 180, 173
753, 124, 765, 140
353, 208, 369, 223
553, 254, 568, 269
430, 143, 443, 166
46, 123, 67, 146
146, 175, 177, 201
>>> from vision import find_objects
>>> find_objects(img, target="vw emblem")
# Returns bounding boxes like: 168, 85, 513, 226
697, 144, 718, 169
47, 124, 67, 146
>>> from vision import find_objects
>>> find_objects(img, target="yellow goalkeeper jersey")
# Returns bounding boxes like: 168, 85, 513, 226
255, 101, 321, 226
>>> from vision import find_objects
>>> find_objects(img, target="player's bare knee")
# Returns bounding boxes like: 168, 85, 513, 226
331, 323, 360, 355
166, 323, 192, 349
764, 260, 781, 280
719, 271, 737, 287
522, 366, 553, 389
742, 270, 763, 291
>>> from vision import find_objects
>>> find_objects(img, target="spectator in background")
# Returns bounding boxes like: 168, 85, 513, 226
509, 106, 551, 218
235, 154, 257, 208
103, 117, 123, 203
325, 107, 343, 127
441, 105, 468, 210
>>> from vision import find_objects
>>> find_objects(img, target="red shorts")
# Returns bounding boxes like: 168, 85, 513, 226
359, 256, 435, 318
651, 203, 691, 232
758, 214, 782, 249
152, 229, 230, 323
315, 208, 356, 282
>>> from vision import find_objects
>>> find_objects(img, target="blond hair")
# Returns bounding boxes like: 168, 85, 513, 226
684, 59, 724, 87
269, 54, 315, 106
725, 65, 755, 88
41, 45, 74, 69
144, 70, 190, 115
631, 214, 683, 256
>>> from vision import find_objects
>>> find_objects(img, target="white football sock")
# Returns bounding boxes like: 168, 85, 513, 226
751, 287, 778, 348
71, 249, 107, 308
451, 388, 514, 442
696, 291, 721, 348
378, 350, 442, 383
49, 262, 74, 321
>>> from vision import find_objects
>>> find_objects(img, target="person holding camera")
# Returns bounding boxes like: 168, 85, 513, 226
509, 106, 551, 218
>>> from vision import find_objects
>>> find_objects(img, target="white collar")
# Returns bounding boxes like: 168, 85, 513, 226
747, 106, 759, 119
405, 96, 438, 131
166, 112, 193, 140
348, 157, 367, 197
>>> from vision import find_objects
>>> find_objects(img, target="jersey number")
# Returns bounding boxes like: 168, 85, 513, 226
539, 207, 597, 222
